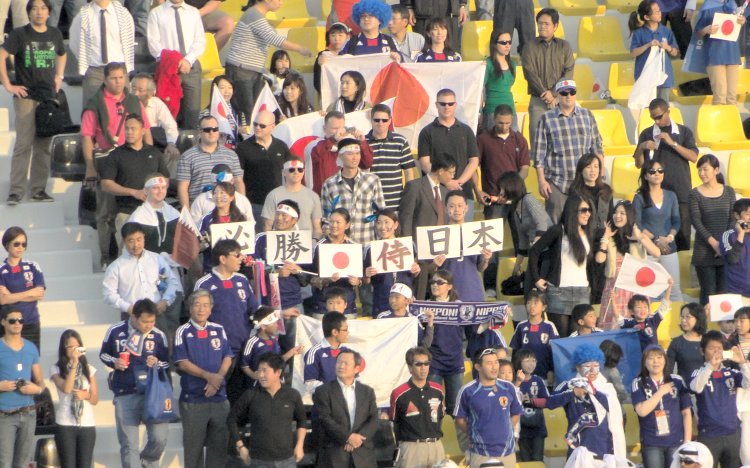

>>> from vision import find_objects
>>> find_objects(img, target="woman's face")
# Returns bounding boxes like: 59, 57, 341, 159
213, 187, 233, 209
577, 201, 592, 227
430, 275, 452, 299
217, 79, 233, 102
283, 82, 301, 104
328, 213, 350, 238
647, 3, 662, 22
698, 162, 720, 185
274, 55, 290, 75
736, 315, 750, 335
494, 32, 511, 56
612, 205, 628, 228
375, 215, 398, 240
329, 30, 349, 50
646, 163, 664, 185
582, 159, 600, 186
429, 25, 448, 45
644, 351, 666, 376
4, 234, 26, 259
679, 310, 697, 333
65, 336, 82, 359
340, 75, 357, 100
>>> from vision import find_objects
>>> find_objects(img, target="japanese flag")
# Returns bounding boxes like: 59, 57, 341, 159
709, 293, 744, 322
209, 84, 233, 136
614, 254, 671, 297
249, 82, 281, 136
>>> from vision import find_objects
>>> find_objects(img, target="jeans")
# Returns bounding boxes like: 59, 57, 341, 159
650, 252, 683, 302
428, 371, 463, 416
55, 424, 96, 468
695, 265, 725, 305
249, 456, 296, 468
641, 444, 677, 468
226, 65, 267, 118
180, 400, 230, 468
114, 393, 169, 468
0, 410, 36, 468
699, 431, 740, 468
9, 97, 52, 199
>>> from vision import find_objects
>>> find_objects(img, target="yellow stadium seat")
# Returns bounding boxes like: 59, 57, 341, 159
496, 257, 527, 305
574, 63, 607, 109
578, 16, 630, 62
511, 66, 530, 112
521, 112, 530, 142
284, 27, 326, 73
592, 109, 636, 156
534, 8, 566, 39
737, 67, 750, 102
199, 33, 225, 80
266, 0, 316, 28
728, 151, 750, 197
623, 404, 640, 450
461, 20, 492, 62
606, 0, 639, 13
218, 0, 244, 21
524, 166, 544, 203
610, 156, 640, 200
657, 301, 685, 348
441, 416, 463, 462
501, 319, 514, 346
637, 106, 684, 135
518, 463, 546, 468
689, 161, 701, 189
608, 61, 636, 105
320, 0, 330, 20
696, 105, 750, 151
672, 59, 713, 105
544, 407, 569, 457
678, 250, 700, 299
550, 0, 605, 16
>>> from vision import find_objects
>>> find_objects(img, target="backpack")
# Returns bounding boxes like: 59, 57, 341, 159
35, 89, 78, 138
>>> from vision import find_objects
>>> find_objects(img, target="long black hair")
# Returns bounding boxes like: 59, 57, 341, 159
211, 182, 246, 223
278, 72, 313, 117
608, 200, 637, 254
697, 153, 726, 185
488, 29, 516, 80
560, 194, 595, 265
421, 17, 457, 56
339, 70, 367, 107
570, 153, 613, 202
628, 0, 658, 34
55, 329, 92, 381
637, 158, 664, 208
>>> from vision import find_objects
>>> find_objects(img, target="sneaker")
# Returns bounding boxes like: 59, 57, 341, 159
6, 194, 21, 205
31, 191, 54, 202
485, 288, 497, 299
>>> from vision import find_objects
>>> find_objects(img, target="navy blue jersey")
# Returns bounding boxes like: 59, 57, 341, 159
0, 259, 45, 324
631, 375, 691, 448
173, 320, 234, 403
255, 233, 308, 309
622, 311, 664, 351
241, 332, 280, 372
466, 327, 507, 380
303, 339, 351, 384
690, 364, 746, 437
510, 320, 559, 378
442, 254, 485, 302
518, 375, 550, 438
340, 33, 398, 55
414, 49, 463, 62
364, 244, 415, 316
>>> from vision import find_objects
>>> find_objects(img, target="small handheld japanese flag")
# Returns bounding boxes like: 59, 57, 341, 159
614, 253, 671, 297
709, 293, 744, 322
249, 83, 281, 136
210, 84, 234, 136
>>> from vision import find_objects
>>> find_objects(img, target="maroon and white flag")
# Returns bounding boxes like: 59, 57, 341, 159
172, 207, 200, 269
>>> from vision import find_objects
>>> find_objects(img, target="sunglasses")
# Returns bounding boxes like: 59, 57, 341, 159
648, 168, 665, 175
430, 279, 448, 286
496, 40, 512, 45
413, 361, 431, 367
11, 242, 27, 248
558, 90, 577, 96
6, 318, 24, 325
437, 102, 456, 107
228, 252, 244, 258
651, 112, 666, 121
373, 118, 390, 123
479, 347, 497, 358
253, 122, 268, 129
578, 207, 593, 214
287, 167, 305, 173
201, 127, 219, 133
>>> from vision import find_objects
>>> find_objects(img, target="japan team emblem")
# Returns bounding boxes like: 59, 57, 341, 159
211, 338, 221, 350
499, 396, 508, 408
145, 341, 155, 352
238, 289, 247, 301
540, 333, 549, 344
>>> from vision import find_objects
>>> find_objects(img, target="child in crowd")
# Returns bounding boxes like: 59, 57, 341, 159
719, 198, 750, 299
569, 304, 603, 337
376, 283, 434, 347
616, 277, 674, 350
303, 312, 351, 393
600, 340, 630, 405
510, 289, 559, 386
719, 319, 736, 342
323, 287, 349, 316
498, 359, 514, 382
240, 306, 302, 382
268, 50, 292, 95
512, 348, 548, 462
314, 22, 351, 94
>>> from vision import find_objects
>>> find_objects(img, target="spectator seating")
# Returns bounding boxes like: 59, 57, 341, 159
544, 407, 569, 457
623, 403, 640, 451
574, 63, 607, 109
521, 112, 531, 142
657, 301, 685, 349
605, 0, 639, 13
695, 104, 750, 150
672, 59, 713, 105
689, 160, 701, 188
591, 108, 635, 156
610, 155, 640, 201
678, 250, 701, 299
218, 0, 244, 21
266, 0, 316, 28
524, 167, 544, 203
736, 66, 750, 102
608, 61, 636, 105
728, 150, 750, 197
636, 106, 684, 134
535, 8, 567, 39
199, 33, 225, 108
440, 416, 463, 462
496, 257, 527, 305
511, 66, 531, 112
549, 0, 606, 16
577, 16, 630, 61
460, 20, 492, 62
282, 26, 326, 73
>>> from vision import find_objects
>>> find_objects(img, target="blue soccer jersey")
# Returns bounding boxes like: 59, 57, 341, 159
340, 33, 398, 55
303, 339, 350, 384
690, 363, 747, 437
173, 320, 234, 403
631, 374, 691, 448
622, 312, 664, 351
0, 259, 45, 324
510, 320, 559, 378
241, 333, 281, 373
518, 375, 549, 439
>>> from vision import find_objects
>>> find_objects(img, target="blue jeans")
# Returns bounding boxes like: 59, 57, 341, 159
249, 456, 296, 467
0, 410, 36, 468
428, 371, 464, 415
114, 393, 169, 468
641, 444, 677, 468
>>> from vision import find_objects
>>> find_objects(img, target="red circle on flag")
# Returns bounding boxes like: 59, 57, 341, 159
721, 300, 733, 312
370, 63, 430, 127
722, 19, 735, 36
635, 267, 656, 287
333, 252, 350, 269
216, 102, 228, 119
289, 136, 318, 158
359, 356, 366, 372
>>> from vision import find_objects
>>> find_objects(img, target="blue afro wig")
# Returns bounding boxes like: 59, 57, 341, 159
571, 343, 604, 367
352, 0, 392, 27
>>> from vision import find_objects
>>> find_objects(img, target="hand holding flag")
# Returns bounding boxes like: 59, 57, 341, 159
614, 253, 671, 297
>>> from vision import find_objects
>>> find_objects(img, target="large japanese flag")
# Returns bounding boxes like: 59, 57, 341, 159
320, 55, 486, 147
249, 83, 281, 136
614, 253, 671, 298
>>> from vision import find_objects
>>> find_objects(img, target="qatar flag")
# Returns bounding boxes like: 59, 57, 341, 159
209, 84, 234, 136
249, 82, 281, 136
614, 253, 671, 298
709, 293, 744, 322
172, 207, 201, 269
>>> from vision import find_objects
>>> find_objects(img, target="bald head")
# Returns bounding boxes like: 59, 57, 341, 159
253, 110, 276, 138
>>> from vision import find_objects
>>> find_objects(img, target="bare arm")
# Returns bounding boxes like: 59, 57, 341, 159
418, 155, 431, 174
178, 180, 190, 210
235, 178, 246, 196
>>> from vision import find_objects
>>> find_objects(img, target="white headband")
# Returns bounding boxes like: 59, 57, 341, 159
144, 176, 167, 189
283, 159, 304, 170
338, 144, 360, 154
276, 203, 299, 219
255, 311, 280, 328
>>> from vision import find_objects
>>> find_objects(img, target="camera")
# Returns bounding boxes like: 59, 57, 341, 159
76, 347, 86, 355
15, 378, 26, 389
723, 350, 734, 360
741, 221, 750, 230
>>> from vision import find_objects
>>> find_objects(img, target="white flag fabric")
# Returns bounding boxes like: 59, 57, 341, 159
292, 315, 417, 406
272, 109, 371, 160
628, 47, 667, 110
614, 253, 671, 297
209, 84, 234, 136
709, 293, 744, 321
249, 82, 281, 136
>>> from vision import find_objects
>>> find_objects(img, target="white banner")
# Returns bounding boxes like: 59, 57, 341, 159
266, 230, 313, 265
461, 219, 504, 256
209, 221, 255, 254
614, 253, 670, 297
416, 224, 461, 260
367, 236, 415, 273
318, 243, 363, 278
293, 315, 416, 406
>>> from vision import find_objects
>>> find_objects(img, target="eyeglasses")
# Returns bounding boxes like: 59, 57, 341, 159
201, 127, 219, 133
338, 327, 349, 332
11, 242, 27, 248
558, 90, 577, 96
6, 318, 24, 325
228, 252, 244, 258
430, 279, 448, 286
413, 361, 431, 367
287, 168, 305, 173
648, 168, 665, 175
253, 122, 268, 129
373, 118, 390, 123
437, 102, 456, 107
496, 40, 512, 45
578, 207, 593, 214
651, 112, 666, 121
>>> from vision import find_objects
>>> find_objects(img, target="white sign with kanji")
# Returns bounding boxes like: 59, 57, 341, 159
416, 225, 461, 260
318, 243, 363, 278
210, 222, 255, 254
368, 237, 415, 274
461, 219, 504, 256
266, 231, 313, 265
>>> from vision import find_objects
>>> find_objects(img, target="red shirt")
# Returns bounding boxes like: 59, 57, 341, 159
310, 137, 374, 195
477, 130, 530, 196
81, 89, 151, 150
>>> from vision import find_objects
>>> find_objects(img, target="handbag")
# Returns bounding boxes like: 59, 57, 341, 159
143, 366, 178, 423
501, 272, 524, 296
35, 89, 77, 138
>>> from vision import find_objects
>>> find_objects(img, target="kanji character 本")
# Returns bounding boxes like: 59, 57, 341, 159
224, 224, 252, 251
273, 232, 310, 262
376, 239, 411, 270
466, 222, 501, 250
427, 227, 451, 256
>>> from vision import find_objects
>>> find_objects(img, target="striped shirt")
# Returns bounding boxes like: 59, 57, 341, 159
320, 169, 386, 244
532, 104, 603, 194
225, 7, 285, 73
175, 144, 243, 202
365, 131, 415, 209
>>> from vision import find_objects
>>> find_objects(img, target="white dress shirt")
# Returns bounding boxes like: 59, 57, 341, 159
102, 249, 179, 312
147, 0, 206, 65
70, 2, 126, 67
338, 378, 357, 430
145, 96, 179, 145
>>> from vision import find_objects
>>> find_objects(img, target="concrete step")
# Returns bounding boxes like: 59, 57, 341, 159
0, 172, 80, 224
25, 249, 93, 277
40, 299, 113, 327
45, 274, 104, 301
0, 132, 16, 158
0, 225, 97, 253
0, 200, 66, 229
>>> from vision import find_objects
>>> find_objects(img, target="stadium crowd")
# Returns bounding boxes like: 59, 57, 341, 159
1, 0, 750, 465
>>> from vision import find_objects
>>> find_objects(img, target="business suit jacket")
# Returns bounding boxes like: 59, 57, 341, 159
313, 379, 379, 468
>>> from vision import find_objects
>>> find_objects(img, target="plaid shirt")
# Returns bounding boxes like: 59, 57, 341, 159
320, 169, 385, 244
532, 105, 603, 193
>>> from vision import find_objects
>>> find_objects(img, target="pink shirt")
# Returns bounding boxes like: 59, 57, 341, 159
81, 89, 151, 150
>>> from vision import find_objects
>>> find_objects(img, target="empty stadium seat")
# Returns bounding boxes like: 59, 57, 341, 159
266, 0, 316, 28
728, 151, 750, 197
578, 16, 630, 61
199, 33, 224, 108
672, 59, 713, 105
689, 161, 701, 189
606, 0, 639, 13
550, 0, 605, 16
518, 463, 546, 468
608, 61, 636, 105
657, 301, 685, 348
284, 26, 326, 73
463, 360, 474, 384
637, 106, 684, 135
574, 63, 607, 109
623, 403, 640, 450
524, 166, 544, 203
461, 20, 492, 61
695, 105, 750, 150
496, 257, 528, 305
678, 250, 700, 299
610, 156, 640, 200
544, 407, 569, 457
511, 66, 531, 112
521, 112, 530, 142
592, 109, 636, 156
50, 133, 84, 181
737, 67, 750, 102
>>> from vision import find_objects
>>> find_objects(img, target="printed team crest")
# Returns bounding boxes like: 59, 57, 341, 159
238, 289, 247, 301
382, 46, 390, 53
644, 326, 654, 337
530, 383, 539, 397
459, 305, 474, 322
164, 399, 172, 412
727, 378, 736, 390
499, 396, 508, 408
211, 338, 221, 350
23, 272, 33, 282
145, 340, 155, 352
540, 333, 549, 344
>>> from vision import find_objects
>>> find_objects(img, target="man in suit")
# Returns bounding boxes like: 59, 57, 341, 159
313, 349, 378, 468
398, 155, 456, 299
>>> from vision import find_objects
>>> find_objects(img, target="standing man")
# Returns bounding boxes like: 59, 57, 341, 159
81, 62, 152, 266
366, 104, 416, 210
261, 158, 324, 238
0, 0, 65, 206
173, 289, 233, 468
176, 115, 246, 210
521, 8, 575, 146
228, 352, 307, 466
634, 98, 698, 251
69, 0, 135, 105
533, 80, 603, 223
418, 89, 479, 221
147, 0, 205, 130
455, 348, 523, 468
388, 4, 424, 62
99, 299, 170, 468
313, 349, 379, 468
130, 74, 180, 165
389, 346, 446, 468
236, 110, 292, 227
401, 0, 467, 52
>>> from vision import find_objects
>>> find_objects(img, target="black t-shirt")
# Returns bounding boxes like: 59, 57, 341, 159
636, 123, 698, 203
98, 144, 170, 214
185, 0, 218, 9
237, 136, 292, 205
418, 118, 479, 199
2, 25, 65, 93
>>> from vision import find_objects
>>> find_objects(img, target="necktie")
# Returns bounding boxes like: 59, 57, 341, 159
173, 6, 187, 56
155, 210, 167, 246
434, 185, 444, 225
100, 9, 108, 64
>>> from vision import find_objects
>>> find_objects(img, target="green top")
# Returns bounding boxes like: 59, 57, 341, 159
483, 56, 516, 115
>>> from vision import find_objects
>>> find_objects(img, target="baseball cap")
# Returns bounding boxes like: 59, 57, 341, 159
389, 283, 413, 299
554, 79, 576, 93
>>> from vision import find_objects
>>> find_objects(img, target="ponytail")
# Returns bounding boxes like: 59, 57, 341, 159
628, 0, 656, 35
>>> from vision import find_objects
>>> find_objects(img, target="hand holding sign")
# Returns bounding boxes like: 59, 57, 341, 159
711, 13, 742, 41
